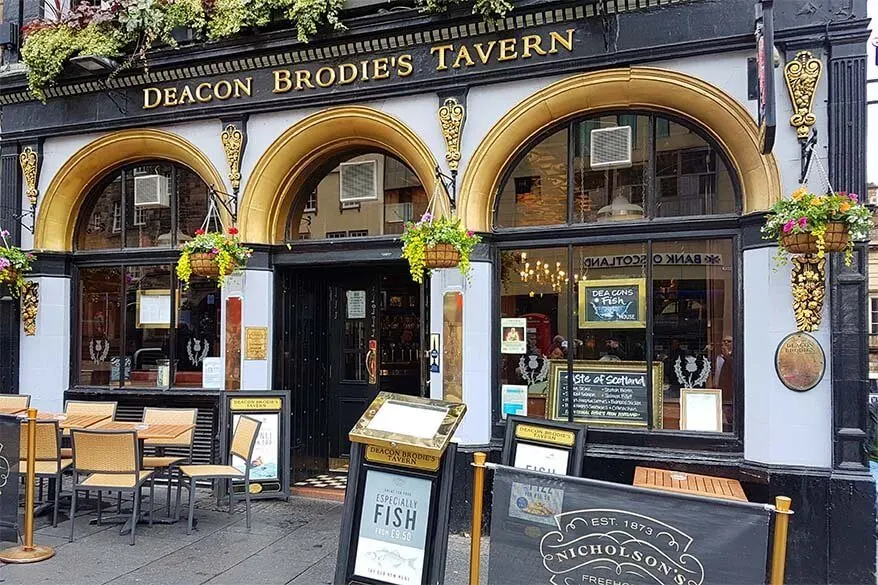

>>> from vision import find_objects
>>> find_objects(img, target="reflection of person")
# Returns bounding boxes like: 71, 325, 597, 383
549, 335, 566, 359
714, 336, 734, 401
504, 327, 522, 342
599, 339, 624, 362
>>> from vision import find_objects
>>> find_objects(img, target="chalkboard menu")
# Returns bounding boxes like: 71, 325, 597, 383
578, 278, 646, 329
546, 361, 663, 428
0, 415, 20, 542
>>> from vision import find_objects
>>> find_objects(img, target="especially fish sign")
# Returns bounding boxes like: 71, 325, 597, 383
578, 278, 646, 329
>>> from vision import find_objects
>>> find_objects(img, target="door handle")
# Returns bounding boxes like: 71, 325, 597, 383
366, 339, 378, 384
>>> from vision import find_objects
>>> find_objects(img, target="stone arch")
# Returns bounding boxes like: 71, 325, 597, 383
459, 67, 783, 231
240, 106, 441, 244
36, 128, 226, 251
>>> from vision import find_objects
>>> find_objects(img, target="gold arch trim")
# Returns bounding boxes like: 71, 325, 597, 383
459, 67, 782, 231
36, 129, 226, 251
240, 106, 440, 244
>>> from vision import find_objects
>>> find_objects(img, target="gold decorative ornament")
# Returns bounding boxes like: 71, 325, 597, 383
221, 124, 244, 190
19, 147, 39, 207
21, 281, 38, 336
784, 51, 823, 140
438, 97, 465, 171
790, 255, 825, 332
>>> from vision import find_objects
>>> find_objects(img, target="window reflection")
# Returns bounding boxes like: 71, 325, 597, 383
79, 267, 122, 386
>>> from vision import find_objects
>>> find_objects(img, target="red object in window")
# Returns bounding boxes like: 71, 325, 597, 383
522, 313, 552, 357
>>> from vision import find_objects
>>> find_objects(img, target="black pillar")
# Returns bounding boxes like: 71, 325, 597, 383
827, 39, 875, 585
0, 142, 21, 394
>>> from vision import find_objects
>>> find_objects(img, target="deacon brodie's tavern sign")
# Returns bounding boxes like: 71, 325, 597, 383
141, 28, 575, 109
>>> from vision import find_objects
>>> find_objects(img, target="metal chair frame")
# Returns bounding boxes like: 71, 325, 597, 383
142, 407, 197, 518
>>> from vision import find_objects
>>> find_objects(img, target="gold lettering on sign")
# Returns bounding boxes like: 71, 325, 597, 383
515, 424, 576, 447
365, 445, 441, 471
141, 29, 576, 109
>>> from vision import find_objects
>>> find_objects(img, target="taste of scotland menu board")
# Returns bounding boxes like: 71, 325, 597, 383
546, 361, 663, 428
578, 278, 646, 329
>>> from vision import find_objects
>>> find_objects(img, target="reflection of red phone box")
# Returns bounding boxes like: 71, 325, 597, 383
369, 339, 377, 351
522, 313, 552, 356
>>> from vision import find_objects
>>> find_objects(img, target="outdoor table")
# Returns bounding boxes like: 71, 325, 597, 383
47, 413, 113, 433
0, 406, 27, 415
90, 421, 197, 533
633, 465, 748, 502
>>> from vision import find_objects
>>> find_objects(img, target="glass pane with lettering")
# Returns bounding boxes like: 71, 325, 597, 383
288, 152, 427, 241
78, 267, 122, 386
496, 127, 569, 228
176, 275, 220, 387
653, 239, 734, 432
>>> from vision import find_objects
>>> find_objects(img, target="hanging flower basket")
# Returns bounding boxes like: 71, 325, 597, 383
780, 221, 849, 255
189, 252, 222, 278
424, 243, 461, 269
177, 227, 252, 287
0, 228, 35, 298
761, 186, 871, 266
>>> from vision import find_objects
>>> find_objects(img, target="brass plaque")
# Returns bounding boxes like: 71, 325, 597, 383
515, 424, 576, 447
244, 326, 268, 360
229, 397, 282, 411
365, 444, 441, 472
775, 332, 825, 392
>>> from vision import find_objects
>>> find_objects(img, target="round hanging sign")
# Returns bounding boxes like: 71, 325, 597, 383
775, 332, 825, 392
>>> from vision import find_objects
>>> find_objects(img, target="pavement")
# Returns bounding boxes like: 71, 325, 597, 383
0, 491, 489, 585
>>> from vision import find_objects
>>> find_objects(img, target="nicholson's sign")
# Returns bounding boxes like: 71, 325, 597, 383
488, 465, 772, 585
141, 28, 575, 109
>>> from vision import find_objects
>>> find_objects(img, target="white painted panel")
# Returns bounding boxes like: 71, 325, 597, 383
19, 276, 70, 412
429, 262, 492, 446
240, 269, 274, 390
744, 247, 832, 468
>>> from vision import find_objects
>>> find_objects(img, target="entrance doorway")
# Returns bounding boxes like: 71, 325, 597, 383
275, 264, 423, 481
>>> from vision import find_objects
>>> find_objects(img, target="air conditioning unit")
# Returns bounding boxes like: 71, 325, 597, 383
339, 160, 378, 203
134, 174, 170, 208
590, 126, 633, 170
385, 202, 414, 223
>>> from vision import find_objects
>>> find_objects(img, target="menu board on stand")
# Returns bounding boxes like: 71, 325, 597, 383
334, 393, 466, 585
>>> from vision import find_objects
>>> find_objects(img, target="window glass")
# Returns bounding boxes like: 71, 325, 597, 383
79, 267, 122, 386
494, 113, 739, 228
78, 175, 123, 250
655, 121, 736, 217
499, 239, 735, 434
124, 265, 172, 387
496, 127, 568, 228
572, 116, 648, 224
176, 275, 221, 387
125, 163, 173, 248
177, 166, 212, 242
288, 153, 427, 240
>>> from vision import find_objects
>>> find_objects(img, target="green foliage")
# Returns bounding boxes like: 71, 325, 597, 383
287, 0, 345, 43
761, 185, 872, 266
417, 0, 514, 22
206, 0, 277, 40
177, 228, 253, 287
0, 228, 36, 297
400, 214, 481, 284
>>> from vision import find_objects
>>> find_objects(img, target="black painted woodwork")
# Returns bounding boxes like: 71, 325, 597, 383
0, 143, 20, 394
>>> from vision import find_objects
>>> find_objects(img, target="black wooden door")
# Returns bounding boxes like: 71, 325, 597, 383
328, 273, 380, 459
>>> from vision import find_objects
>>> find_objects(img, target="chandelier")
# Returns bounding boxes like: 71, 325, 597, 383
519, 251, 581, 295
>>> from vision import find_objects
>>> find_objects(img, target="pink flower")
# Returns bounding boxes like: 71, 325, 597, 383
420, 212, 433, 223
850, 193, 859, 202
797, 217, 807, 229
0, 258, 10, 271
0, 230, 9, 239
211, 248, 220, 255
782, 220, 796, 234
466, 230, 475, 237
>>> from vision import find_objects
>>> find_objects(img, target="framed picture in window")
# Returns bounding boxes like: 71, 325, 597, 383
135, 289, 180, 329
680, 388, 722, 433
578, 278, 647, 329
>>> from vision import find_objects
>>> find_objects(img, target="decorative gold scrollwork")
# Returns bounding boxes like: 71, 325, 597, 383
221, 124, 244, 190
791, 255, 825, 332
21, 281, 39, 336
784, 51, 823, 140
438, 97, 465, 171
19, 147, 39, 207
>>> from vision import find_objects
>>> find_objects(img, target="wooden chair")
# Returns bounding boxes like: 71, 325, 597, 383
180, 416, 261, 534
69, 429, 154, 545
61, 401, 118, 458
141, 407, 197, 517
0, 394, 30, 409
18, 420, 71, 527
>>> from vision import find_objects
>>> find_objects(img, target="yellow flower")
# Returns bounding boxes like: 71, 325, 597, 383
810, 197, 823, 206
792, 186, 808, 200
840, 201, 851, 212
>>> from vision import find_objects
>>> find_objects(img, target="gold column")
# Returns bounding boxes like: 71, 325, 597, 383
770, 496, 794, 585
469, 452, 487, 585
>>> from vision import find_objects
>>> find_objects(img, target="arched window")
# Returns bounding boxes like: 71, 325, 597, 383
495, 113, 741, 436
285, 151, 426, 241
75, 161, 219, 389
496, 113, 739, 228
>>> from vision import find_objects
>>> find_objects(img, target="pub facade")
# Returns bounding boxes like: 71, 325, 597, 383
0, 0, 873, 582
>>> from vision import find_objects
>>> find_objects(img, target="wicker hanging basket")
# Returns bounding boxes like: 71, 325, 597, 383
0, 269, 18, 285
189, 253, 221, 278
424, 243, 460, 269
781, 221, 849, 255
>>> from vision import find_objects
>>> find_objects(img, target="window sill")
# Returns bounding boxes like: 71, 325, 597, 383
67, 386, 222, 397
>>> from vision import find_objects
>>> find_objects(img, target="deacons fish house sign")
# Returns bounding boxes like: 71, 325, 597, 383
142, 28, 575, 110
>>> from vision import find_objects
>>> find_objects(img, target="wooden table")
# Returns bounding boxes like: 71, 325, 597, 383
633, 465, 748, 502
0, 406, 26, 415
94, 421, 195, 441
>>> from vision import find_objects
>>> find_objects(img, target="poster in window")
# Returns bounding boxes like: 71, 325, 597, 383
136, 290, 172, 328
501, 385, 528, 419
577, 278, 646, 329
501, 318, 527, 354
354, 470, 432, 585
680, 389, 722, 432
347, 290, 367, 319
231, 413, 279, 481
